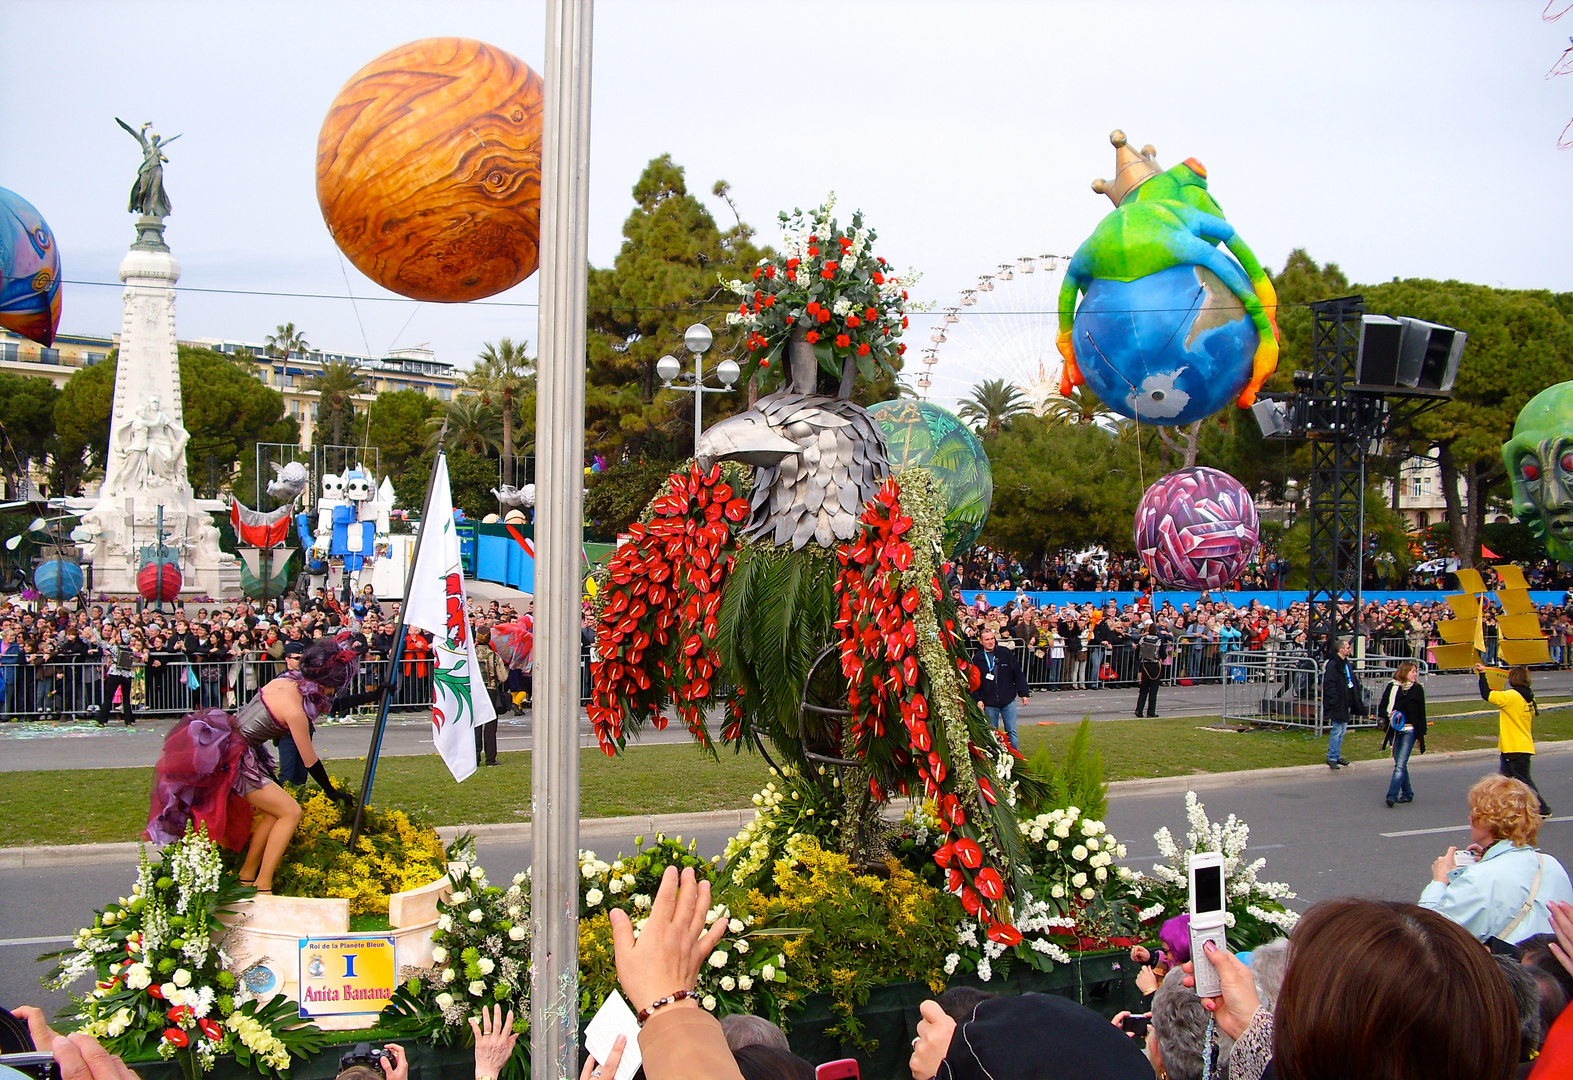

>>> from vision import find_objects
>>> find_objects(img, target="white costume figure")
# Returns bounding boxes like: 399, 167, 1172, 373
314, 472, 344, 558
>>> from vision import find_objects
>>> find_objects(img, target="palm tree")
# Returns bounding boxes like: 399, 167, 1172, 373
428, 395, 502, 455
305, 359, 368, 447
1039, 384, 1116, 427
957, 378, 1028, 435
465, 338, 535, 486
265, 323, 309, 359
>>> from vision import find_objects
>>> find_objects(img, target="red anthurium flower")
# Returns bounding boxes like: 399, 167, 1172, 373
986, 922, 1024, 946
975, 867, 1005, 900
954, 837, 984, 869
198, 1018, 222, 1042
167, 1005, 193, 1024
146, 983, 165, 999
163, 1029, 189, 1048
946, 868, 964, 892
959, 888, 983, 916
933, 842, 955, 868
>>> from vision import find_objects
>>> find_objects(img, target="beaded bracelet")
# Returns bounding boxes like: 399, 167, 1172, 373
636, 989, 698, 1026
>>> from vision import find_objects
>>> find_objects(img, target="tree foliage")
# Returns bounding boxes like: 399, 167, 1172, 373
583, 457, 685, 540
392, 448, 498, 521
306, 359, 369, 448
365, 389, 442, 479
51, 347, 296, 498
958, 378, 1029, 436
466, 338, 535, 485
0, 373, 62, 496
429, 396, 502, 456
978, 415, 1144, 562
585, 156, 772, 462
265, 323, 309, 359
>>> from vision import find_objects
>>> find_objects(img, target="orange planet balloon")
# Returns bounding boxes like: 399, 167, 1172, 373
316, 38, 543, 303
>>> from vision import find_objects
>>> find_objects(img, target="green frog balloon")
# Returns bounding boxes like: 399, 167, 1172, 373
1056, 131, 1279, 425
1503, 380, 1573, 563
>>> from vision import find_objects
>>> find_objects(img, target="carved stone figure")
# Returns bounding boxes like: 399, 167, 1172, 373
117, 118, 178, 218
115, 396, 188, 490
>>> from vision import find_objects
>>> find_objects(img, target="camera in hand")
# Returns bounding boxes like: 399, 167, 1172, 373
1120, 1013, 1151, 1038
337, 1043, 395, 1074
0, 1052, 61, 1080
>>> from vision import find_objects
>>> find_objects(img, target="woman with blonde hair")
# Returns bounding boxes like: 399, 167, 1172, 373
1476, 662, 1551, 816
1420, 774, 1573, 944
1378, 660, 1426, 808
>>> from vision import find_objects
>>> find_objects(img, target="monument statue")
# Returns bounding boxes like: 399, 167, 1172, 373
114, 395, 189, 490
116, 118, 178, 218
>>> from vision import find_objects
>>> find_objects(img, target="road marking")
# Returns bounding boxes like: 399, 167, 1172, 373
1382, 815, 1573, 838
0, 935, 74, 947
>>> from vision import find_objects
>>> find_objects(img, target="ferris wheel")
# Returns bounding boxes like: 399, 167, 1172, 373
918, 253, 1075, 414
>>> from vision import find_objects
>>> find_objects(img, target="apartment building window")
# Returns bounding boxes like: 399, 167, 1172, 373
0, 343, 17, 362
84, 352, 106, 366
39, 348, 59, 364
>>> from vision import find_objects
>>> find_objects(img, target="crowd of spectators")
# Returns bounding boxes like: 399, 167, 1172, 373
0, 586, 536, 722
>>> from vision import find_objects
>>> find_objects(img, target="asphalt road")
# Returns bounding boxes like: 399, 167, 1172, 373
7, 745, 1572, 1022
4, 669, 1564, 772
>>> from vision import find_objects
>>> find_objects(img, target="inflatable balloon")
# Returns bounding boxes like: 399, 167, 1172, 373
867, 398, 993, 555
138, 560, 183, 603
1057, 131, 1279, 425
33, 558, 84, 602
1503, 380, 1573, 563
0, 187, 62, 346
316, 38, 543, 303
1134, 467, 1259, 590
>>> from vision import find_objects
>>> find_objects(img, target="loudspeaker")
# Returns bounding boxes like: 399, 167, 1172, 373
1250, 397, 1291, 438
1356, 315, 1404, 387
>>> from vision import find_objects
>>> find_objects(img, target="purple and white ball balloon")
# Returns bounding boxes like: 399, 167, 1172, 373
1134, 467, 1260, 590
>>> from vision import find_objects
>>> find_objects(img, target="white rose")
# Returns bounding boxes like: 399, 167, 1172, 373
1086, 837, 1100, 851
1029, 827, 1045, 842
1072, 873, 1087, 888
450, 890, 470, 905
1051, 884, 1065, 899
608, 879, 624, 895
1117, 844, 1128, 859
1095, 867, 1108, 882
1048, 840, 1059, 852
720, 976, 736, 991
469, 980, 487, 997
1072, 845, 1088, 862
443, 969, 456, 984
172, 968, 192, 988
469, 909, 484, 923
729, 919, 745, 934
761, 964, 776, 982
470, 865, 486, 881
702, 995, 717, 1011
581, 864, 597, 880
432, 946, 448, 963
124, 964, 151, 990
586, 889, 604, 907
436, 993, 454, 1009
1081, 887, 1096, 899
509, 925, 527, 941
707, 950, 729, 969
438, 914, 453, 932
477, 958, 495, 975
734, 939, 749, 954
739, 976, 754, 990
159, 982, 178, 999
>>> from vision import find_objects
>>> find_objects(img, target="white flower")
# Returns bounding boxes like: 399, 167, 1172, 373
159, 982, 178, 999
124, 963, 151, 990
607, 878, 624, 895
1072, 873, 1087, 888
1072, 845, 1088, 862
1095, 867, 1108, 882
432, 946, 448, 963
1048, 839, 1060, 852
469, 865, 486, 881
450, 889, 470, 905
1029, 827, 1045, 842
173, 968, 191, 988
720, 976, 736, 991
509, 925, 527, 941
1086, 837, 1100, 852
1081, 887, 1096, 899
469, 979, 487, 997
469, 909, 484, 923
943, 953, 960, 975
442, 969, 457, 984
438, 914, 453, 932
581, 863, 597, 880
1116, 844, 1128, 859
477, 958, 495, 975
762, 964, 776, 982
1051, 884, 1065, 899
436, 992, 454, 1009
702, 995, 717, 1011
707, 950, 729, 969
585, 889, 604, 907
730, 919, 745, 934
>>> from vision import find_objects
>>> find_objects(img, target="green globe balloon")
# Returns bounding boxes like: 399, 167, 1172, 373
868, 399, 993, 556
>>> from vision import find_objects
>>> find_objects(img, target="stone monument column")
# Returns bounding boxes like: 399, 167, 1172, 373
69, 123, 238, 597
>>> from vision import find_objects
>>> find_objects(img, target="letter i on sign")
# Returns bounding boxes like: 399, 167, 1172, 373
343, 953, 358, 978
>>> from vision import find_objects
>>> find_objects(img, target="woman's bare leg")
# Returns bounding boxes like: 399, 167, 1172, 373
239, 813, 275, 883
243, 783, 302, 891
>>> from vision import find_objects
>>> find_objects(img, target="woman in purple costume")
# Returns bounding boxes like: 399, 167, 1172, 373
147, 633, 362, 893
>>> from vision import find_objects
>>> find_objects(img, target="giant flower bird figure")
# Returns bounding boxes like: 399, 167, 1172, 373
1057, 131, 1280, 425
589, 198, 1043, 942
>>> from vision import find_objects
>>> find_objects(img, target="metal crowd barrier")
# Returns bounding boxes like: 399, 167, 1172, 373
1220, 649, 1425, 733
0, 644, 595, 721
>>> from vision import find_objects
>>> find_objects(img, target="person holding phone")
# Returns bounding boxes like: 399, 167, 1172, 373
1378, 661, 1426, 808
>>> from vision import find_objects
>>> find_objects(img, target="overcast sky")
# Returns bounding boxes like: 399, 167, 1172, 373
3, 0, 1569, 410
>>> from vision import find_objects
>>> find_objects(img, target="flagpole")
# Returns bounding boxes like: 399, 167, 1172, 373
347, 419, 448, 851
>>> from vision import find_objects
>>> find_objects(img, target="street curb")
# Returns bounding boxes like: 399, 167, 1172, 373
7, 743, 1572, 869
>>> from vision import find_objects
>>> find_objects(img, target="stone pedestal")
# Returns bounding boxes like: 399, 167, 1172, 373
217, 877, 447, 1031
69, 217, 240, 597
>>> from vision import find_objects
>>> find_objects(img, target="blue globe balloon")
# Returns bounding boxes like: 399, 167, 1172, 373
33, 558, 84, 601
1072, 263, 1259, 426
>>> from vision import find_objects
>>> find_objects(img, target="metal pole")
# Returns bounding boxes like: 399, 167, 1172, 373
533, 2, 592, 1078
693, 349, 704, 460
347, 421, 448, 851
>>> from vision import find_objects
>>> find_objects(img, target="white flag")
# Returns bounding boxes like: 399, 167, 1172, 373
403, 454, 495, 781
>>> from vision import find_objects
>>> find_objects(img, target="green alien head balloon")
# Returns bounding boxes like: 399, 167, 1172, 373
868, 398, 993, 556
1503, 380, 1573, 563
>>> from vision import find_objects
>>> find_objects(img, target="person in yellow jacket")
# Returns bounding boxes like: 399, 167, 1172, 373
1477, 662, 1552, 817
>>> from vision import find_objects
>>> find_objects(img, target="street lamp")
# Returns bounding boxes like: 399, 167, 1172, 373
659, 322, 738, 457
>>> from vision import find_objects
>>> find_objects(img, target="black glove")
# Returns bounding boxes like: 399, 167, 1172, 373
307, 760, 352, 804
333, 683, 392, 710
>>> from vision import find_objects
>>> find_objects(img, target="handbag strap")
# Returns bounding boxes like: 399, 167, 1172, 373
1497, 853, 1545, 942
